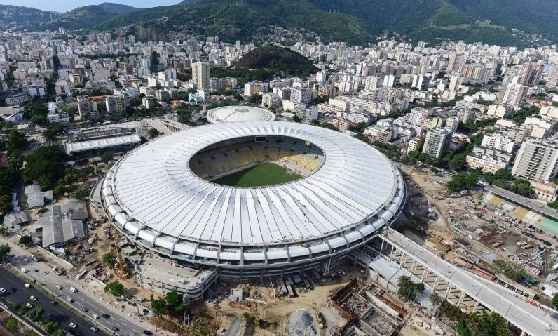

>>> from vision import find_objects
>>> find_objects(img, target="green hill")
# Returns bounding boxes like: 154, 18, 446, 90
212, 45, 318, 82
44, 2, 140, 30
309, 0, 554, 46
237, 46, 318, 76
0, 5, 60, 30
3, 0, 558, 46
98, 0, 558, 46
100, 0, 369, 43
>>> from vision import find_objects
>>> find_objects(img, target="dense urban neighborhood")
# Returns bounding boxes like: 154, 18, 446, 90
1, 2, 558, 336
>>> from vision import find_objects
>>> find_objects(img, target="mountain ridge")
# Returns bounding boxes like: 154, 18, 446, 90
1, 0, 557, 46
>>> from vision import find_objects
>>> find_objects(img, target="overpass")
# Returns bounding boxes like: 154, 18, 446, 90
355, 229, 558, 336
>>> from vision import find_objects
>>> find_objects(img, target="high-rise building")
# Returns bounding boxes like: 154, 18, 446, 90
422, 129, 450, 159
192, 61, 210, 92
76, 96, 92, 121
512, 139, 558, 182
290, 87, 312, 105
105, 95, 127, 119
518, 61, 544, 86
501, 82, 527, 109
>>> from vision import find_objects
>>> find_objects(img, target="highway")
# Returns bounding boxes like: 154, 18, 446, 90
0, 235, 161, 336
382, 229, 558, 336
0, 267, 102, 336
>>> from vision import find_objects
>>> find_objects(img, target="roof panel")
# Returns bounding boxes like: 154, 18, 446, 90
109, 121, 401, 249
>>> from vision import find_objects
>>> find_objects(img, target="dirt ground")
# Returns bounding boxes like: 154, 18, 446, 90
401, 165, 455, 245
399, 324, 436, 336
208, 278, 351, 335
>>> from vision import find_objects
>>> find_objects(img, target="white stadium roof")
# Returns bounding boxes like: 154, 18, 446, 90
102, 121, 405, 274
207, 106, 275, 123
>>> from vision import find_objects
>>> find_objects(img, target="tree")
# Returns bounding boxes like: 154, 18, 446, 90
4, 317, 18, 332
51, 329, 66, 336
456, 320, 472, 336
27, 305, 44, 321
165, 291, 186, 316
467, 311, 511, 336
151, 298, 167, 316
553, 293, 558, 310
44, 320, 60, 334
397, 276, 425, 302
23, 146, 67, 190
101, 152, 114, 163
447, 172, 479, 193
148, 128, 160, 139
349, 122, 368, 134
7, 130, 28, 156
438, 300, 467, 321
43, 124, 65, 143
448, 153, 466, 171
493, 260, 530, 284
0, 194, 12, 215
510, 179, 535, 198
176, 106, 193, 124
18, 235, 33, 247
24, 102, 49, 125
102, 253, 117, 268
104, 281, 126, 297
506, 105, 540, 124
0, 244, 11, 262
150, 291, 186, 317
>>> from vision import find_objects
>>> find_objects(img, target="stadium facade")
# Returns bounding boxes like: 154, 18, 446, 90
206, 106, 275, 123
101, 121, 406, 277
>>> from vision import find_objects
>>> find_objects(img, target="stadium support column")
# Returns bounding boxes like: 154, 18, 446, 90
264, 248, 269, 265
324, 239, 333, 275
193, 242, 199, 261
170, 239, 178, 255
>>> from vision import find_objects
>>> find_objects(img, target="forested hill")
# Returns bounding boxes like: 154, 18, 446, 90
3, 0, 558, 47
212, 46, 318, 82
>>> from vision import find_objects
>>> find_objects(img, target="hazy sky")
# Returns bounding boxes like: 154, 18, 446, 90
2, 0, 180, 12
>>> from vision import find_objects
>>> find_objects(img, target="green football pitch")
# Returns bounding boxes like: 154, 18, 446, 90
213, 162, 301, 187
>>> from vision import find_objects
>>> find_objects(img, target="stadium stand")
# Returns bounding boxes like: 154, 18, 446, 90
190, 135, 325, 180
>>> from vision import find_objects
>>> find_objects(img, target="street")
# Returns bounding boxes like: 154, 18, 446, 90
0, 238, 160, 336
0, 267, 101, 336
6, 256, 150, 336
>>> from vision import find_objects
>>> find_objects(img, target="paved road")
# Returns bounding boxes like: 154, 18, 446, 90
7, 255, 150, 336
0, 267, 102, 336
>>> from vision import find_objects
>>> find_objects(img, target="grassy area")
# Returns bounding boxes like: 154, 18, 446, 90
213, 162, 301, 187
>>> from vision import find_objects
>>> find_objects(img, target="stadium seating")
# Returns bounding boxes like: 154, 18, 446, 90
190, 136, 325, 179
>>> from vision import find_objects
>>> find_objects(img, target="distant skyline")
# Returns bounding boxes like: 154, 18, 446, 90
1, 0, 180, 12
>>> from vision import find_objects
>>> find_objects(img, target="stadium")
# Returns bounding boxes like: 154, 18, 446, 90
206, 105, 275, 123
101, 121, 406, 277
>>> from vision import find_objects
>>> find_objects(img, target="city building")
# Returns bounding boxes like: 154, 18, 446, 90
192, 61, 210, 92
422, 129, 450, 159
105, 95, 127, 119
466, 147, 512, 173
512, 139, 558, 182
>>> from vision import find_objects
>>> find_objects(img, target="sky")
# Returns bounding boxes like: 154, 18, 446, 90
1, 0, 180, 12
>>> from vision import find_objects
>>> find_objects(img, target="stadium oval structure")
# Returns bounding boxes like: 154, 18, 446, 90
102, 121, 405, 277
207, 105, 275, 123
